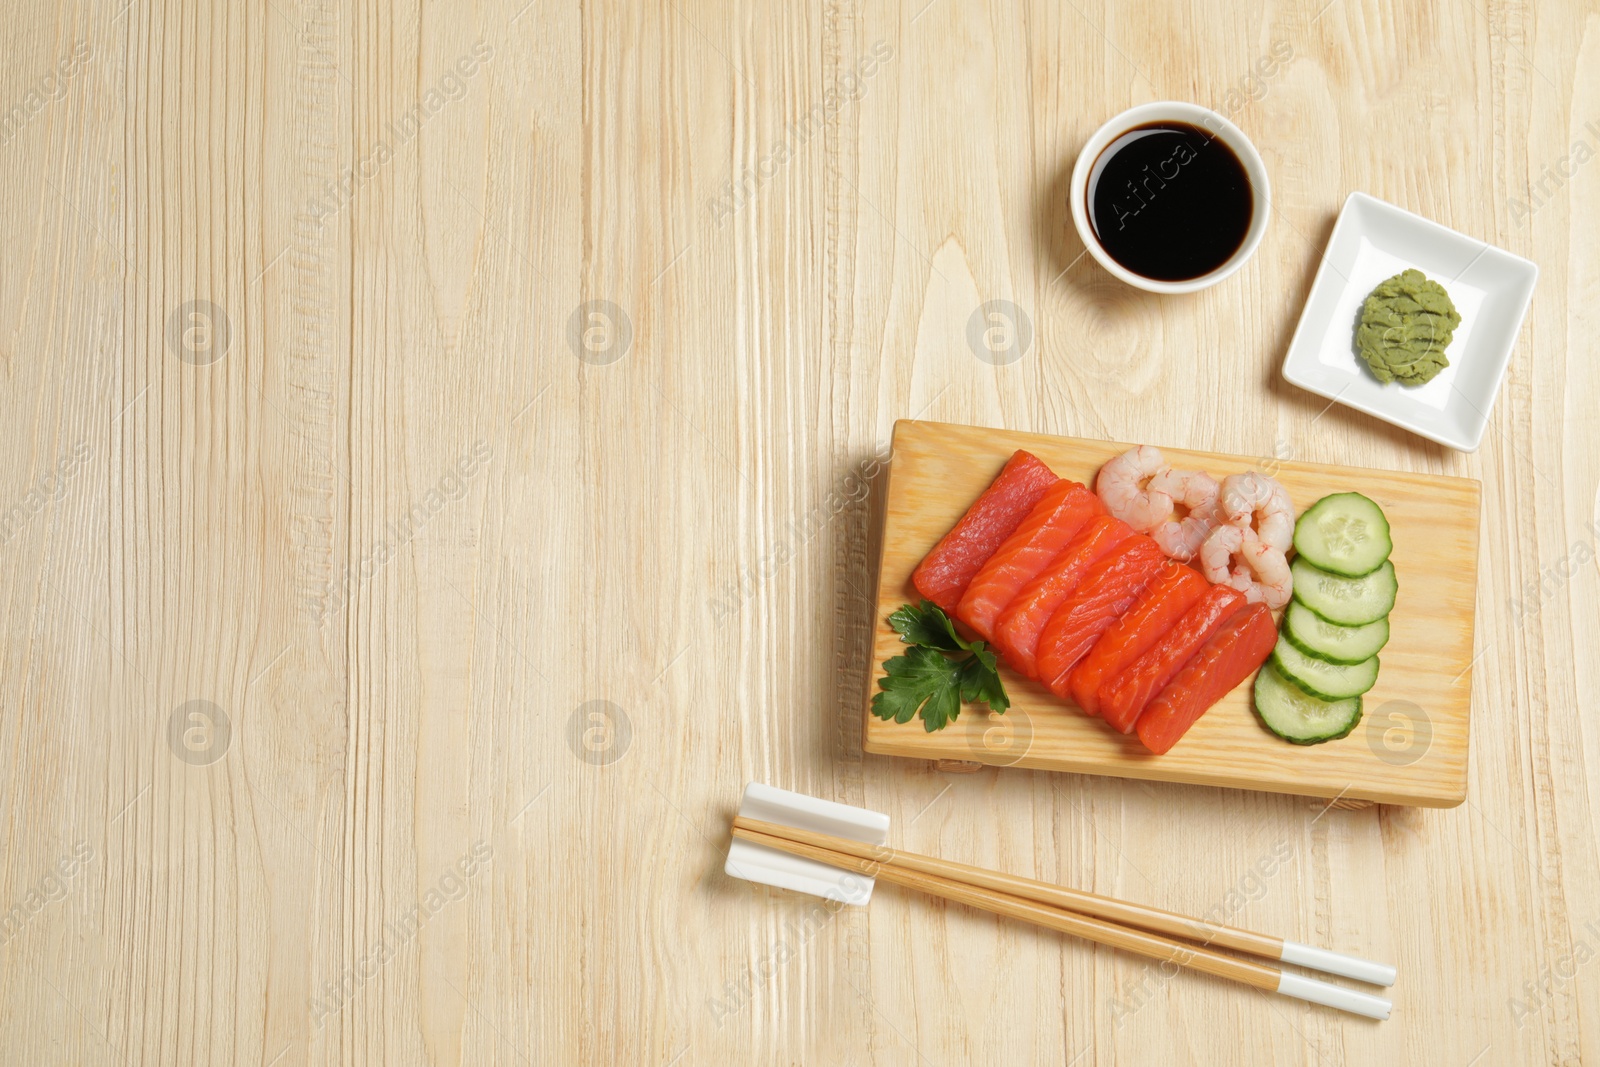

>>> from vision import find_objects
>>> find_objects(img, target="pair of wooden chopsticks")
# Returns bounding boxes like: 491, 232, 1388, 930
731, 816, 1393, 1019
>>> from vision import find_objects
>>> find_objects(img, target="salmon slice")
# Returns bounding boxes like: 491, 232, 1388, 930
991, 510, 1125, 677
1136, 604, 1278, 754
955, 480, 1097, 642
1036, 536, 1168, 697
1066, 564, 1208, 716
1098, 585, 1246, 734
912, 450, 1060, 614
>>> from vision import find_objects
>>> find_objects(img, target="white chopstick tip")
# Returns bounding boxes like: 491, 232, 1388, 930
1280, 941, 1397, 987
1276, 971, 1392, 1020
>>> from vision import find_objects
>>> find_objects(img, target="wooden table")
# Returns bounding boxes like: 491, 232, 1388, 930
2, 1, 1595, 1063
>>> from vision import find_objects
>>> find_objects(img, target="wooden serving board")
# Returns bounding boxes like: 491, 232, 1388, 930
862, 420, 1482, 808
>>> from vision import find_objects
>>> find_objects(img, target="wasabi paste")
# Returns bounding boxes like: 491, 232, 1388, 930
1354, 269, 1461, 386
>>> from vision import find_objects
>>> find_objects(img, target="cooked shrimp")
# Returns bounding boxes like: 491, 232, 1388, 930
1148, 468, 1221, 562
1199, 524, 1293, 608
1095, 446, 1174, 533
1217, 472, 1294, 553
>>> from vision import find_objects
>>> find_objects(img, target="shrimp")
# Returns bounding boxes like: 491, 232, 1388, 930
1147, 468, 1221, 562
1094, 446, 1174, 533
1217, 472, 1294, 553
1199, 524, 1292, 608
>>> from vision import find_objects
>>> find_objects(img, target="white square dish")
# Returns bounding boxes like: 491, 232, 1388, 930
1279, 192, 1537, 451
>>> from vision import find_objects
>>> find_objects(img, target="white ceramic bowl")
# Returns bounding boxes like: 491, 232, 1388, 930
1069, 101, 1271, 294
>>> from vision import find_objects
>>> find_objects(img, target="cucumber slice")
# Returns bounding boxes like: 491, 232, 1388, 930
1252, 661, 1364, 745
1293, 493, 1393, 577
1291, 557, 1397, 626
1270, 635, 1378, 699
1283, 601, 1390, 665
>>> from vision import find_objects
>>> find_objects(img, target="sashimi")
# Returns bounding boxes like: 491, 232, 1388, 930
991, 510, 1125, 677
1066, 563, 1208, 716
1098, 585, 1246, 734
1035, 536, 1167, 696
956, 480, 1096, 642
1137, 604, 1278, 754
912, 450, 1060, 614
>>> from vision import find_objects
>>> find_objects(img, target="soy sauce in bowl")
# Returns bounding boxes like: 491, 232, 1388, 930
1086, 121, 1253, 282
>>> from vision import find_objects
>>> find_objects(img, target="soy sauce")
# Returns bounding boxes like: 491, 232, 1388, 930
1087, 122, 1253, 282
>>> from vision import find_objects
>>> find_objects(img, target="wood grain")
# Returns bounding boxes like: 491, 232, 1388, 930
864, 419, 1480, 806
2, 0, 1598, 1063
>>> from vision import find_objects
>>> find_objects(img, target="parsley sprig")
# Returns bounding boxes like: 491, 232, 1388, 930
871, 601, 1010, 732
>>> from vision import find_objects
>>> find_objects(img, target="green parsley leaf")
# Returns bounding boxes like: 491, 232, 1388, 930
957, 645, 1010, 716
872, 646, 961, 727
872, 603, 1010, 732
888, 600, 973, 652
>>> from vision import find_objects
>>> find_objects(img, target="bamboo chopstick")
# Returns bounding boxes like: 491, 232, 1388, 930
733, 815, 1394, 987
735, 823, 1280, 984
731, 820, 1393, 1019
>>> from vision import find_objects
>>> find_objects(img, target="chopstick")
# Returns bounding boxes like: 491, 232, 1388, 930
733, 816, 1394, 986
732, 820, 1392, 1020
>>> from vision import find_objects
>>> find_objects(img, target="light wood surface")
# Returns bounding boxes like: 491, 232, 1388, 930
3, 0, 1598, 1063
865, 419, 1480, 806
